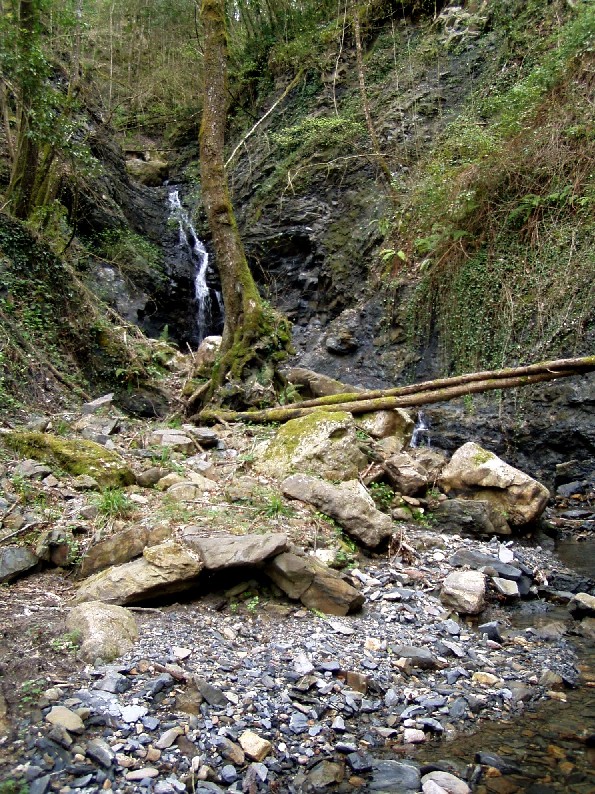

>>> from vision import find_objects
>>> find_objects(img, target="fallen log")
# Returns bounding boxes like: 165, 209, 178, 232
197, 356, 595, 425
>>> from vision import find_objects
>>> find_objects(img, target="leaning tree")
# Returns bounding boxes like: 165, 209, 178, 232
197, 0, 293, 411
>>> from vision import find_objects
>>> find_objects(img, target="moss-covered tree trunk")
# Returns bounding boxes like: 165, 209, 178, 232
7, 0, 40, 219
198, 0, 292, 409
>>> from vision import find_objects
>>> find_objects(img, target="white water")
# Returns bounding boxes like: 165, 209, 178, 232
168, 189, 220, 344
411, 410, 431, 448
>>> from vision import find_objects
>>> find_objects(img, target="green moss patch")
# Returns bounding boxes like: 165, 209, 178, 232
3, 432, 135, 489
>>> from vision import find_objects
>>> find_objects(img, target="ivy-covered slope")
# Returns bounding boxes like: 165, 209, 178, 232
0, 212, 170, 414
217, 0, 594, 385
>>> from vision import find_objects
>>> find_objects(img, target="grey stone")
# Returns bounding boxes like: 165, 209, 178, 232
86, 738, 115, 768
432, 498, 511, 536
183, 531, 288, 570
440, 570, 486, 614
282, 474, 393, 548
492, 577, 520, 597
422, 771, 471, 794
392, 645, 439, 669
0, 545, 39, 583
369, 760, 421, 792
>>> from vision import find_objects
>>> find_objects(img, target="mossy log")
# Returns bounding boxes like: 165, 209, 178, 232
197, 356, 595, 424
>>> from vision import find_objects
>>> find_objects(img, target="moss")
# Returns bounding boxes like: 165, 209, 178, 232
261, 410, 353, 463
472, 448, 495, 465
3, 431, 135, 489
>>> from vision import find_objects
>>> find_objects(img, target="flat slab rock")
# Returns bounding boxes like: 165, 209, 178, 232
182, 531, 288, 570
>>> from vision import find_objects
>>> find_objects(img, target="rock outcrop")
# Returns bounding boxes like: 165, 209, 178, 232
75, 541, 203, 605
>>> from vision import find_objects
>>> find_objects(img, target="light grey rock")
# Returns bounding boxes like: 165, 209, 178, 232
439, 442, 549, 526
568, 592, 595, 618
383, 451, 429, 496
356, 408, 414, 443
440, 570, 486, 615
282, 474, 393, 548
0, 545, 39, 583
82, 393, 114, 414
74, 541, 203, 605
492, 577, 520, 597
45, 706, 84, 734
182, 531, 288, 570
67, 601, 139, 662
422, 770, 471, 794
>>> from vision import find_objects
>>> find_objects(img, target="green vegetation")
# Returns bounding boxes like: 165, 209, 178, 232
49, 630, 81, 654
93, 488, 134, 520
369, 481, 395, 512
397, 0, 594, 373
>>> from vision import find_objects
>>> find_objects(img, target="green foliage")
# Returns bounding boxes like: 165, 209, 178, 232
50, 630, 81, 654
272, 115, 364, 156
0, 779, 29, 794
369, 482, 395, 512
399, 0, 595, 373
19, 678, 46, 705
93, 488, 134, 520
94, 229, 165, 283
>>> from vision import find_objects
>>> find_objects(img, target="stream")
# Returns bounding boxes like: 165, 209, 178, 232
399, 537, 595, 793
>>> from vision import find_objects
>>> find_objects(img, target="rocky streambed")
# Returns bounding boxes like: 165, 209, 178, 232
0, 383, 594, 794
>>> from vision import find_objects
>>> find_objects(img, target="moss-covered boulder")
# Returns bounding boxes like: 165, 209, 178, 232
254, 410, 367, 481
3, 431, 135, 489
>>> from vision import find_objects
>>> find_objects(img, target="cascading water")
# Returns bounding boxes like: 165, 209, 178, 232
411, 410, 431, 448
168, 189, 223, 345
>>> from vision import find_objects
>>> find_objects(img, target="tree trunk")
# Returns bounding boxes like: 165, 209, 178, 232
197, 356, 595, 423
198, 0, 292, 408
7, 0, 40, 219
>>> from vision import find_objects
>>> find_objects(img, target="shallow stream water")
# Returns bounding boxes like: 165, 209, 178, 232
400, 539, 595, 793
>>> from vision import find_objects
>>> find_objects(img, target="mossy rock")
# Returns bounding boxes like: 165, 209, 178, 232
3, 431, 135, 489
254, 410, 367, 481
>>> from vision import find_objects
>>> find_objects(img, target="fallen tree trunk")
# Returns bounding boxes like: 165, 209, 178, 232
197, 356, 595, 424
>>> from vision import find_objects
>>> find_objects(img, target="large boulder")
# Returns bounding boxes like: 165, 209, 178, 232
0, 545, 39, 583
75, 541, 203, 605
2, 431, 135, 489
254, 411, 367, 481
182, 531, 288, 570
125, 157, 168, 186
282, 474, 394, 548
383, 451, 429, 496
439, 442, 549, 526
66, 601, 139, 662
440, 570, 486, 615
265, 551, 364, 616
432, 499, 511, 536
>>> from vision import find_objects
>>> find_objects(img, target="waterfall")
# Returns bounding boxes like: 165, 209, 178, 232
411, 410, 431, 448
168, 189, 222, 345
